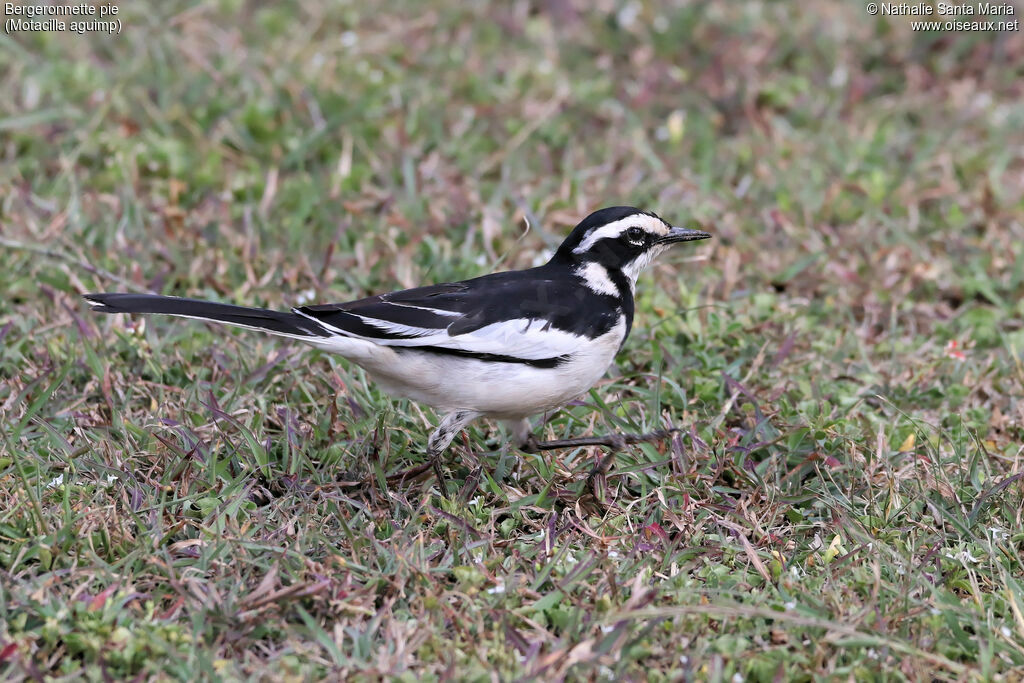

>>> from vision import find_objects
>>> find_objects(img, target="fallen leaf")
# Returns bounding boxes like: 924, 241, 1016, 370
898, 433, 916, 453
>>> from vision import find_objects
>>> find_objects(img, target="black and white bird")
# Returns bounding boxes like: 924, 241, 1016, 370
85, 206, 710, 490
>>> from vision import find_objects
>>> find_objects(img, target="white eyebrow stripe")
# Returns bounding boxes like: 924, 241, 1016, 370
571, 214, 670, 254
571, 217, 636, 254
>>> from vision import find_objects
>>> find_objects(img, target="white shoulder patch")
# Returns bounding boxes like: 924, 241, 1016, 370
431, 318, 586, 360
297, 307, 589, 361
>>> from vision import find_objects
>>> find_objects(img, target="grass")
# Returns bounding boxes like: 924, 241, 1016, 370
2, 0, 1024, 679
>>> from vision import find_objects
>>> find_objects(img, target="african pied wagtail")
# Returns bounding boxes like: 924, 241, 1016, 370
85, 206, 711, 492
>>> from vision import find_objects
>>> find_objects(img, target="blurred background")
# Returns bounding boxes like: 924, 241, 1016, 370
2, 1, 1023, 679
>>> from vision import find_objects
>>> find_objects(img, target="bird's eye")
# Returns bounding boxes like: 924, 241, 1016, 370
624, 227, 646, 245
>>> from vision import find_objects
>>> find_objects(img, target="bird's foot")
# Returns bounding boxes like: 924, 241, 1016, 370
457, 466, 483, 504
523, 428, 678, 452
384, 461, 433, 485
522, 429, 678, 500
429, 450, 449, 498
426, 410, 483, 498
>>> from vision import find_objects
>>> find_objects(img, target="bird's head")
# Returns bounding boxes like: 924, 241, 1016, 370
555, 206, 711, 288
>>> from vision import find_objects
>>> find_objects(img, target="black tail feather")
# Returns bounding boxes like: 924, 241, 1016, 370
83, 293, 329, 338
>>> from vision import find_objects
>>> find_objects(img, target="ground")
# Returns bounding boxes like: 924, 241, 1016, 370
1, 1, 1023, 680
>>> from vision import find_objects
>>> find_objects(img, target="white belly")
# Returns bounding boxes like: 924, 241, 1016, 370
310, 320, 626, 419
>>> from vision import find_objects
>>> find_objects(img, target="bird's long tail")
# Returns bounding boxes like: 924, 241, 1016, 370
83, 293, 330, 340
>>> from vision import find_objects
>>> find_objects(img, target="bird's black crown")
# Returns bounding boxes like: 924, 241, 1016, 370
556, 206, 667, 257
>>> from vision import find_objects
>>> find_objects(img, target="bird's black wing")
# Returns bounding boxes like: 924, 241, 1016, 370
294, 267, 622, 364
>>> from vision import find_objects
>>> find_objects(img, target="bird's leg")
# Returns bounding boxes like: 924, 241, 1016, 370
499, 417, 535, 466
426, 410, 482, 497
521, 429, 678, 492
521, 429, 678, 453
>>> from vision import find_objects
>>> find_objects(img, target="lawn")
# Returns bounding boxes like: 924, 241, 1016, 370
2, 1, 1023, 680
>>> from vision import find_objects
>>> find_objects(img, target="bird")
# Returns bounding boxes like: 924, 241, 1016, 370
84, 206, 711, 493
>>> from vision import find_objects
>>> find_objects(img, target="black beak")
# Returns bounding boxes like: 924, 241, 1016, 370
659, 226, 712, 244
